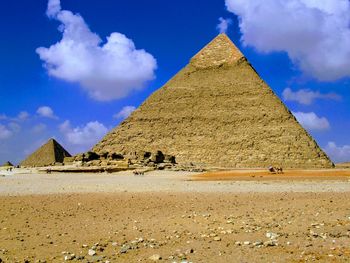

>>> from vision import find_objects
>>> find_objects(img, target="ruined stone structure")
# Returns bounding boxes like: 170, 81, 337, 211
21, 138, 71, 167
93, 34, 333, 168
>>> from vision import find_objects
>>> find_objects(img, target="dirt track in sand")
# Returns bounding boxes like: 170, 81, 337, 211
1, 192, 350, 263
193, 169, 350, 181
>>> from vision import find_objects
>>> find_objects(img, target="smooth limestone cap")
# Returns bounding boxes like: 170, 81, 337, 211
190, 34, 244, 69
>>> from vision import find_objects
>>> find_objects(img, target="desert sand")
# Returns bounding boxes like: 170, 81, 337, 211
1, 170, 350, 262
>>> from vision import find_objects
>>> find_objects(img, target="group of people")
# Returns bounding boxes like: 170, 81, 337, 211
133, 170, 145, 176
268, 166, 283, 174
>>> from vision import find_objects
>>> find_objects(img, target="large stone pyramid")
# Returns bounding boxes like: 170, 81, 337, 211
21, 138, 71, 167
1, 161, 14, 167
94, 34, 333, 169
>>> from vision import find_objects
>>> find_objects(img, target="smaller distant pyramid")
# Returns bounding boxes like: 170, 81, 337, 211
2, 161, 14, 167
20, 138, 71, 167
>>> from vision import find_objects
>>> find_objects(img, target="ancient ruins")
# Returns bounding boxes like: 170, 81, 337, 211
93, 34, 333, 169
20, 138, 71, 167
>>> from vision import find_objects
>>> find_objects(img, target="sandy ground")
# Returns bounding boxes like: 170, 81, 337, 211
0, 170, 350, 262
1, 169, 350, 195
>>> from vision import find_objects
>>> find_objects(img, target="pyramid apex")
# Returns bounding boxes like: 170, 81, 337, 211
190, 34, 244, 69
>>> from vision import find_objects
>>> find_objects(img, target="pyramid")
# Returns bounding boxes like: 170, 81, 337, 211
93, 34, 333, 169
20, 138, 71, 167
2, 161, 14, 167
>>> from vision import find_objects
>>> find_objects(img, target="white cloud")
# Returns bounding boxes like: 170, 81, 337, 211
46, 0, 61, 18
293, 111, 330, 131
113, 106, 136, 119
216, 17, 232, 34
17, 111, 30, 121
225, 0, 350, 81
8, 122, 21, 133
0, 124, 13, 140
37, 0, 157, 101
283, 88, 341, 105
325, 142, 350, 163
37, 106, 58, 119
59, 120, 108, 153
31, 123, 47, 134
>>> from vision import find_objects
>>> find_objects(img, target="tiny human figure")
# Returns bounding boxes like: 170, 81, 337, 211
268, 166, 276, 174
133, 170, 145, 176
275, 166, 283, 174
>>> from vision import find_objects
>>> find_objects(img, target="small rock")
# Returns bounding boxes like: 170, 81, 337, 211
120, 247, 129, 254
64, 254, 75, 261
148, 254, 162, 261
266, 232, 278, 240
264, 240, 278, 247
253, 241, 263, 247
243, 241, 250, 245
213, 237, 221, 241
88, 249, 96, 256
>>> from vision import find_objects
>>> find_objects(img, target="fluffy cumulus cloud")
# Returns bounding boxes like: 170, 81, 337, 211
225, 0, 350, 81
37, 0, 157, 101
216, 17, 232, 34
0, 124, 12, 140
37, 106, 57, 119
283, 88, 341, 105
325, 142, 350, 163
113, 106, 136, 119
59, 120, 108, 153
293, 112, 330, 131
17, 111, 29, 121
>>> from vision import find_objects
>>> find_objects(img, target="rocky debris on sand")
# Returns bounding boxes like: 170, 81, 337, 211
65, 150, 184, 171
88, 249, 96, 256
148, 254, 162, 261
63, 254, 75, 261
266, 232, 279, 240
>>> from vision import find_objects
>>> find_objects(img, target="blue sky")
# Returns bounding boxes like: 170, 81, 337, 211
0, 0, 349, 164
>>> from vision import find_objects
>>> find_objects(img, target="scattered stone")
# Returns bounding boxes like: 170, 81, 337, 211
88, 249, 96, 256
119, 246, 129, 254
64, 254, 75, 261
264, 240, 278, 247
213, 237, 221, 241
253, 241, 263, 247
266, 232, 278, 240
148, 254, 162, 261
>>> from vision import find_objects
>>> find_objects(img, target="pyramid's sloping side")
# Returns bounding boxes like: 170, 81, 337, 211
93, 35, 333, 169
2, 161, 14, 167
20, 139, 71, 167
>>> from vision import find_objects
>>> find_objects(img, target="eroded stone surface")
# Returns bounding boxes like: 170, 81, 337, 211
93, 34, 333, 168
190, 34, 244, 69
